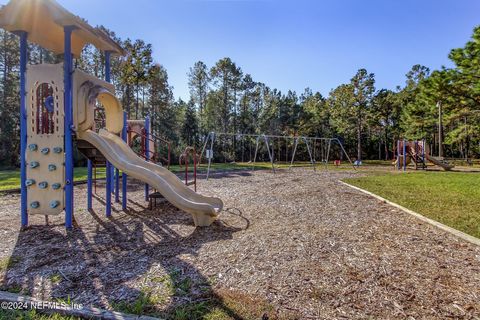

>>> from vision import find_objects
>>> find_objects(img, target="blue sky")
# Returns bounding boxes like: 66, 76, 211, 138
13, 0, 480, 99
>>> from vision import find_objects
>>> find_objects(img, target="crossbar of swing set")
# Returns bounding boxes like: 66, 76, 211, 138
288, 137, 355, 171
200, 132, 356, 179
201, 132, 334, 140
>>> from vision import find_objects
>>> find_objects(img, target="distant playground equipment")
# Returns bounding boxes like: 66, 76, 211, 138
1, 0, 222, 228
200, 132, 355, 179
147, 146, 198, 210
94, 111, 171, 166
127, 119, 171, 168
179, 147, 199, 192
393, 139, 454, 171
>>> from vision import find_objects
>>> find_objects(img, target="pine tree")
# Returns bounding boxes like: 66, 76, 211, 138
209, 58, 243, 134
371, 89, 401, 159
148, 64, 176, 142
351, 69, 375, 160
298, 88, 328, 137
181, 99, 199, 146
188, 61, 209, 134
0, 30, 20, 166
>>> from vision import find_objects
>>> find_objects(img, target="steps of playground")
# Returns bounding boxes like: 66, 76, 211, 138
77, 139, 107, 165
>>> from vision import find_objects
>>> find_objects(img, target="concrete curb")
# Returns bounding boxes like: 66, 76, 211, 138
338, 180, 480, 247
0, 290, 161, 319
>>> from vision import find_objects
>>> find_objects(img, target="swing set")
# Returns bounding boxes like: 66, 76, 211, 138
200, 132, 355, 179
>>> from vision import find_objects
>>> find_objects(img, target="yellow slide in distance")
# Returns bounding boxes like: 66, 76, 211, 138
77, 129, 223, 227
425, 154, 454, 171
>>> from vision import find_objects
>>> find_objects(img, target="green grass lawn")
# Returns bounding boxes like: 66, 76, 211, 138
1, 161, 358, 192
0, 167, 107, 191
0, 163, 282, 191
344, 171, 480, 239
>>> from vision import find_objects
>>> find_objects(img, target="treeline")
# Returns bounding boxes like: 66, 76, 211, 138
0, 26, 479, 167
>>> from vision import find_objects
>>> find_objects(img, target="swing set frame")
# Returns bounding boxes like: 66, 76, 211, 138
200, 132, 355, 179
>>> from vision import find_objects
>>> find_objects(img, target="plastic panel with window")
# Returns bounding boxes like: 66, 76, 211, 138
25, 64, 65, 215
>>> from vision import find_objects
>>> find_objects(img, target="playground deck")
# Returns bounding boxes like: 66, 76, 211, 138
0, 168, 479, 319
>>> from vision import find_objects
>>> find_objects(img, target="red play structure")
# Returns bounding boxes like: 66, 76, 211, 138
394, 139, 454, 171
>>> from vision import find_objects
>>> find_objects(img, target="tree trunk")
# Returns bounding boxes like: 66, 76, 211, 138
464, 116, 469, 160
437, 101, 443, 158
357, 122, 362, 161
135, 82, 139, 119
378, 141, 381, 160
384, 128, 389, 160
126, 85, 131, 117
142, 86, 145, 117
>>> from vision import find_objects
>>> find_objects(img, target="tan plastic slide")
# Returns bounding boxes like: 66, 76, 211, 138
77, 129, 223, 227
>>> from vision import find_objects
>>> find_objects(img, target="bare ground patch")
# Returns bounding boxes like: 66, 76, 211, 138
0, 168, 479, 319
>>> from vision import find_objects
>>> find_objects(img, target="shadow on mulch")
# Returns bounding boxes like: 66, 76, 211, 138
196, 167, 293, 181
197, 170, 254, 180
1, 200, 254, 319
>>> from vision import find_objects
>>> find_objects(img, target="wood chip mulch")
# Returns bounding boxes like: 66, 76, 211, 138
0, 168, 479, 319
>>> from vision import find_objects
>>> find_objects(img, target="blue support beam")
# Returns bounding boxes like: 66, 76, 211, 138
106, 161, 112, 217
18, 31, 28, 228
87, 159, 92, 209
104, 51, 113, 216
122, 111, 128, 210
396, 140, 400, 171
115, 165, 120, 202
64, 26, 75, 229
105, 51, 115, 196
105, 51, 111, 82
87, 160, 92, 210
144, 115, 150, 201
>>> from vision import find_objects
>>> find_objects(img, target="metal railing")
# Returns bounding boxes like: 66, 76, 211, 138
128, 128, 171, 169
179, 146, 198, 192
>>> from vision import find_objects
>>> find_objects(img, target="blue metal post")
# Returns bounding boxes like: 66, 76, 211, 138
86, 51, 101, 208
106, 161, 112, 216
144, 116, 150, 201
105, 51, 111, 83
122, 111, 128, 210
64, 26, 75, 229
104, 51, 113, 216
105, 52, 114, 195
87, 160, 92, 210
114, 167, 119, 202
104, 51, 119, 203
87, 159, 92, 207
396, 140, 400, 170
403, 139, 407, 171
18, 31, 28, 228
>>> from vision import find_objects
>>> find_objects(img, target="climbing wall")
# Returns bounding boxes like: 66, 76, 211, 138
26, 64, 65, 215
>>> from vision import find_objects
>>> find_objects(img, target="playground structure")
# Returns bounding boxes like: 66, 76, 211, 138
394, 139, 454, 171
127, 119, 171, 168
89, 115, 174, 205
200, 132, 355, 179
179, 146, 199, 192
1, 0, 222, 228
